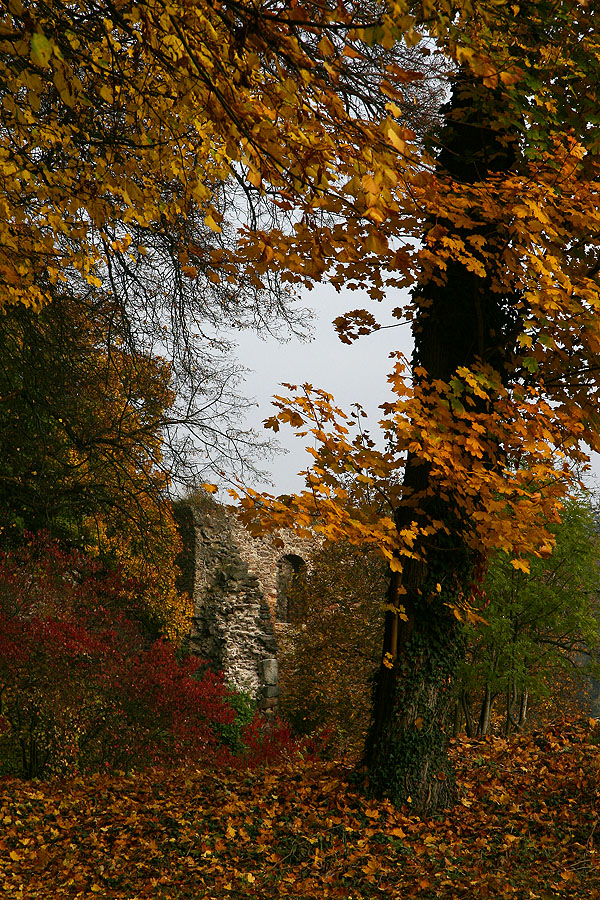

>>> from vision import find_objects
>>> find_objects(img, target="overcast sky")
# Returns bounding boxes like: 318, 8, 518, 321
232, 283, 413, 495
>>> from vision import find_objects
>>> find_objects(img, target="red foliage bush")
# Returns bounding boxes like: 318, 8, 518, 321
109, 641, 236, 769
0, 534, 236, 777
231, 716, 333, 770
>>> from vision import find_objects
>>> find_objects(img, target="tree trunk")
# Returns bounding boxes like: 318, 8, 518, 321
477, 685, 493, 737
462, 690, 475, 739
364, 567, 463, 809
505, 679, 519, 736
363, 74, 519, 811
518, 689, 528, 728
453, 699, 463, 738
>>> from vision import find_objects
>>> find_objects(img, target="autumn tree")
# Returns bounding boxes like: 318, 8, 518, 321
0, 0, 448, 494
232, 3, 600, 811
0, 291, 192, 640
0, 0, 450, 488
0, 0, 323, 486
0, 294, 169, 536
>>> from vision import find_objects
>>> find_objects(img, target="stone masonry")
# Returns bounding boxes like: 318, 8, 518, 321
182, 496, 316, 713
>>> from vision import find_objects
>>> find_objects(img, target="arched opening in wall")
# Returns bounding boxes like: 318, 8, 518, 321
276, 554, 306, 624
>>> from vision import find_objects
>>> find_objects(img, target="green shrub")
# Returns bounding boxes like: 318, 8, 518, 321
218, 686, 258, 753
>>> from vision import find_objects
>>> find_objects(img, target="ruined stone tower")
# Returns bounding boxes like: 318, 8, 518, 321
176, 496, 316, 713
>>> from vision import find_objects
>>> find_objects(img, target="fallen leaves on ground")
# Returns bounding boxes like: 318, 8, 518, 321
1, 718, 599, 899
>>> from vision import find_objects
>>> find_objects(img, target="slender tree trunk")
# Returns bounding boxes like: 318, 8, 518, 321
477, 684, 493, 737
505, 693, 511, 736
518, 689, 528, 729
505, 678, 519, 737
363, 75, 519, 811
462, 690, 475, 739
453, 699, 463, 737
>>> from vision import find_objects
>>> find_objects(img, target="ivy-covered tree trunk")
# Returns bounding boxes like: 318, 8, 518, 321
364, 571, 465, 809
364, 75, 520, 811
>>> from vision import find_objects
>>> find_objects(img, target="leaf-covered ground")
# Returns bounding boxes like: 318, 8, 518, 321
1, 719, 599, 899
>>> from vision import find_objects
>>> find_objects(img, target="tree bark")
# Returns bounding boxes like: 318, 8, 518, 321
505, 678, 524, 736
364, 566, 464, 809
453, 699, 463, 738
518, 689, 528, 729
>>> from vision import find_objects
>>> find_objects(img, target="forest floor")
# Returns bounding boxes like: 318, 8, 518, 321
1, 718, 599, 899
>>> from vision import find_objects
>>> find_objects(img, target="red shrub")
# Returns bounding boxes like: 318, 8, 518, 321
0, 534, 235, 778
110, 641, 236, 768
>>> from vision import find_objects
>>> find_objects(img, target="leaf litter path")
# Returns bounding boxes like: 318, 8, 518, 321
1, 719, 599, 899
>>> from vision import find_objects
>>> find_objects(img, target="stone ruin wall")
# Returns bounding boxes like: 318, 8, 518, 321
183, 498, 317, 714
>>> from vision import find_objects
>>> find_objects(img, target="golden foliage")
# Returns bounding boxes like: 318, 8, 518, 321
226, 4, 600, 630
233, 357, 583, 623
0, 294, 191, 642
87, 505, 192, 644
4, 0, 597, 315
